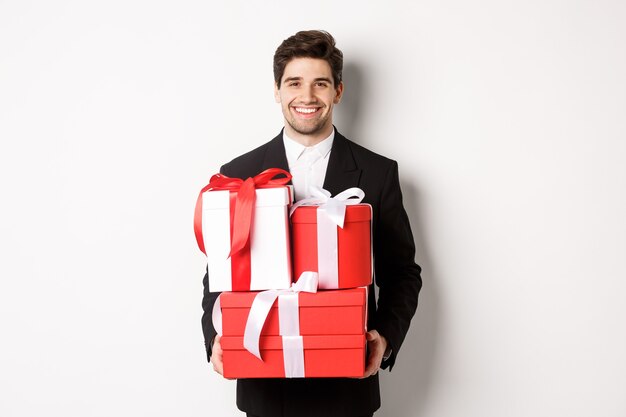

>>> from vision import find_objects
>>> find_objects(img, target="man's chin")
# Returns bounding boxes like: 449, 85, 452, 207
288, 121, 329, 137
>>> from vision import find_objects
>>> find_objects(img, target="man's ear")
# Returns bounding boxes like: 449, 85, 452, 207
274, 82, 281, 103
334, 81, 344, 104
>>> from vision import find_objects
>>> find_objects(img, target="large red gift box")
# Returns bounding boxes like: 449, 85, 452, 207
221, 334, 365, 378
290, 205, 372, 289
220, 288, 367, 336
219, 287, 367, 378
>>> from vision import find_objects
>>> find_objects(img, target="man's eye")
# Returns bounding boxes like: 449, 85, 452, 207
289, 82, 300, 87
315, 82, 327, 87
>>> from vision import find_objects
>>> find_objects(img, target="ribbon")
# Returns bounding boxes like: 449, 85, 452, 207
194, 168, 291, 291
290, 187, 365, 289
289, 186, 365, 228
243, 271, 319, 377
194, 168, 292, 255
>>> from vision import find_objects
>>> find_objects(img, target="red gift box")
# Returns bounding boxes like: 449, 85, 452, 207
217, 287, 367, 378
221, 334, 365, 378
291, 204, 372, 289
219, 288, 367, 336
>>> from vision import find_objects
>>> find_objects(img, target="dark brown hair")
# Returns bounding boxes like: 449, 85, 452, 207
273, 30, 343, 88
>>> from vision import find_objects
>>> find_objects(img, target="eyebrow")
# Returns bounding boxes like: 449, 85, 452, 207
283, 76, 333, 84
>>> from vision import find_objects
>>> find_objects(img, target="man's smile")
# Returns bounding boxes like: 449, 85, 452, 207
292, 106, 321, 116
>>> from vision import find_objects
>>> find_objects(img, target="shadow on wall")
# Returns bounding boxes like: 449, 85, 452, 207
334, 62, 364, 141
337, 62, 441, 417
379, 180, 440, 417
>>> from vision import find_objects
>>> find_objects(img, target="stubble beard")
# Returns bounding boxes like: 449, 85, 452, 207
285, 108, 331, 137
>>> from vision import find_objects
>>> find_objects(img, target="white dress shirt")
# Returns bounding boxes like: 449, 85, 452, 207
283, 130, 334, 201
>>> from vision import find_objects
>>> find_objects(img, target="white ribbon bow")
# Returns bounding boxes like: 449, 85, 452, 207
243, 271, 319, 359
211, 272, 319, 378
289, 186, 365, 228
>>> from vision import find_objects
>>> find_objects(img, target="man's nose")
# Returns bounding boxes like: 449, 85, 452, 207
300, 85, 316, 103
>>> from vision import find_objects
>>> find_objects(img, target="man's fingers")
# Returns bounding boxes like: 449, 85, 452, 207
363, 359, 380, 377
366, 329, 379, 342
212, 361, 223, 375
211, 355, 224, 376
210, 335, 225, 376
359, 332, 384, 379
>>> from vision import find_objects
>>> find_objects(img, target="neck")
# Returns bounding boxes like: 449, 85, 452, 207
283, 124, 334, 147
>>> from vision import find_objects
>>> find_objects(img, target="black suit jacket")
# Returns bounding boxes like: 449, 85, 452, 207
201, 129, 422, 417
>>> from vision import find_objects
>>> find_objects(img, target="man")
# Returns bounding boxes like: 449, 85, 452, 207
201, 30, 422, 417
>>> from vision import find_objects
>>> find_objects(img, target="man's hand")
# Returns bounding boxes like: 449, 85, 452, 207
210, 335, 224, 376
361, 329, 388, 378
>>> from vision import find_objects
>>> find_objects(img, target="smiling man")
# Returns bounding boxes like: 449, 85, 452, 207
274, 56, 342, 146
201, 30, 422, 417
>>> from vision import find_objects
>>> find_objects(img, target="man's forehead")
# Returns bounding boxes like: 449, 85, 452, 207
281, 57, 333, 80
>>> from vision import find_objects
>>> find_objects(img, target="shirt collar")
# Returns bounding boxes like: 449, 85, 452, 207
283, 129, 335, 162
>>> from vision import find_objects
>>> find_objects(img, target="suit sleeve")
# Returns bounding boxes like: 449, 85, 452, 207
371, 161, 422, 370
201, 269, 219, 362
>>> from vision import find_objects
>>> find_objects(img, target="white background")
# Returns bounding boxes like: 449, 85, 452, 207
1, 1, 625, 416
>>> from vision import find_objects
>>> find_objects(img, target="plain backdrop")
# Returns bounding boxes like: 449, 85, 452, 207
1, 1, 625, 416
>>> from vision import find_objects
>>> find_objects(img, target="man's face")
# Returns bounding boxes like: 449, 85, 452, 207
274, 57, 343, 144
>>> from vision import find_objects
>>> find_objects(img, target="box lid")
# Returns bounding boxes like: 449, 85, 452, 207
203, 186, 291, 210
291, 204, 371, 223
219, 287, 367, 308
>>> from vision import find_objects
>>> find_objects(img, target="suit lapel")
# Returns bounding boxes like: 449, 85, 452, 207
260, 131, 290, 173
323, 130, 362, 196
259, 129, 362, 195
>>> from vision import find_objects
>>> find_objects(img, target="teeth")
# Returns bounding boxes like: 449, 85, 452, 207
295, 107, 317, 114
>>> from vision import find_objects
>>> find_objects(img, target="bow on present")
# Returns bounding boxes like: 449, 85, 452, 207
290, 187, 366, 289
212, 271, 319, 378
289, 186, 365, 228
194, 168, 292, 256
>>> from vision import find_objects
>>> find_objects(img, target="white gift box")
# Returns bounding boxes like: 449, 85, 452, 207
202, 186, 292, 292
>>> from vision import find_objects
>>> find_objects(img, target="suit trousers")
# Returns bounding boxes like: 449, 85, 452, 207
247, 415, 373, 417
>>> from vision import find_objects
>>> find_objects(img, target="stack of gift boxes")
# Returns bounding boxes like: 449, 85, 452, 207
194, 168, 373, 378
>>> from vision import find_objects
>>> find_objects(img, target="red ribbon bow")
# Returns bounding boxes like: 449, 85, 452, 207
194, 168, 292, 256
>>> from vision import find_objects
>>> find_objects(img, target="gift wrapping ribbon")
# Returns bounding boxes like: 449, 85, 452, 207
211, 271, 319, 378
194, 168, 291, 291
290, 187, 365, 289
